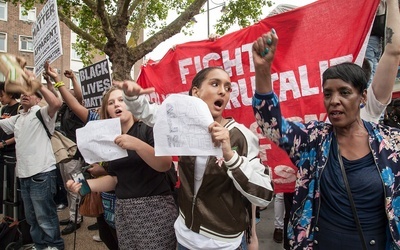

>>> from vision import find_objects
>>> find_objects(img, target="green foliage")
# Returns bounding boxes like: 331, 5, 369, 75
10, 0, 274, 69
215, 0, 273, 34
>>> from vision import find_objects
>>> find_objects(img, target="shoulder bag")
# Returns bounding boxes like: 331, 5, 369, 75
36, 110, 77, 163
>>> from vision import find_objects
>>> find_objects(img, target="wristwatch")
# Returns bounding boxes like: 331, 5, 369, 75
2, 140, 7, 148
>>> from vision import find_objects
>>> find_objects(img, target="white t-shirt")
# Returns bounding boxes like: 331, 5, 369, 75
174, 217, 243, 250
0, 105, 56, 177
360, 84, 391, 123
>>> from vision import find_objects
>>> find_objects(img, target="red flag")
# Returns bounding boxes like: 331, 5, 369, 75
138, 0, 379, 193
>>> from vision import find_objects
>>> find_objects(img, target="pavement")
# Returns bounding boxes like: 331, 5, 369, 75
3, 200, 283, 250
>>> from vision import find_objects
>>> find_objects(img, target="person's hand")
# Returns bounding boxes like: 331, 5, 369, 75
252, 29, 278, 71
208, 121, 234, 161
209, 33, 220, 42
114, 134, 140, 151
44, 61, 59, 80
42, 72, 51, 83
24, 69, 36, 80
113, 80, 155, 97
66, 179, 82, 194
87, 163, 107, 177
64, 69, 75, 79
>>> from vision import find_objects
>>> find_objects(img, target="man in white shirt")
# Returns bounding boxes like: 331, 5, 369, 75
0, 78, 63, 250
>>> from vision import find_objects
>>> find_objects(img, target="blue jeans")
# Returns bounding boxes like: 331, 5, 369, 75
20, 169, 64, 250
365, 35, 382, 87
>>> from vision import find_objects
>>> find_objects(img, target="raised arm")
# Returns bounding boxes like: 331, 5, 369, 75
64, 69, 83, 105
45, 61, 89, 123
113, 80, 158, 127
370, 0, 400, 103
39, 83, 62, 118
252, 29, 278, 94
25, 69, 61, 118
43, 72, 58, 98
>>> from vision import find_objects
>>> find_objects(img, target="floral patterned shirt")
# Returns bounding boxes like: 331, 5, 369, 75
252, 92, 400, 249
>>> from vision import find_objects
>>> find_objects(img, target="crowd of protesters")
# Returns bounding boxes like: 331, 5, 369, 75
1, 0, 400, 249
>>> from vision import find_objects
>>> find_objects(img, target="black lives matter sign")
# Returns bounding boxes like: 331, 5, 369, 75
79, 59, 111, 109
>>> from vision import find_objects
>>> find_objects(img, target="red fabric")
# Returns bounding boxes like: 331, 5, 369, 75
137, 0, 379, 193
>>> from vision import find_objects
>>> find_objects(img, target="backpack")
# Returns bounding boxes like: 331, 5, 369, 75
57, 103, 85, 143
36, 110, 78, 163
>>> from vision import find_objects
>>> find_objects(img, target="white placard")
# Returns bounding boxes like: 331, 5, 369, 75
153, 94, 222, 156
76, 118, 128, 164
32, 0, 63, 76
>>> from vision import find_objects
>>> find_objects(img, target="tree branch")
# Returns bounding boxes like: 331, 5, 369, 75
127, 0, 207, 61
96, 0, 115, 40
128, 0, 149, 45
128, 0, 141, 17
81, 0, 97, 11
58, 9, 105, 50
116, 0, 131, 18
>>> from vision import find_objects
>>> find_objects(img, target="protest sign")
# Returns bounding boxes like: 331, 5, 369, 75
153, 94, 222, 157
76, 118, 128, 164
137, 0, 380, 192
32, 0, 62, 76
79, 59, 112, 109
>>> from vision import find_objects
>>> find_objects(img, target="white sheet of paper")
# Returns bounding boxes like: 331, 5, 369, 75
76, 118, 128, 164
153, 94, 222, 156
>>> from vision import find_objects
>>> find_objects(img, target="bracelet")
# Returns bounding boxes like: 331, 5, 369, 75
2, 140, 7, 148
54, 81, 65, 89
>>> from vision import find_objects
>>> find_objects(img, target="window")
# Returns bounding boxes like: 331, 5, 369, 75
0, 33, 6, 52
0, 2, 7, 21
71, 44, 81, 61
20, 36, 33, 52
19, 5, 36, 22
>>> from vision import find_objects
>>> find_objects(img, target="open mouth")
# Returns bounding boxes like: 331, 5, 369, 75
214, 100, 223, 108
115, 109, 122, 115
330, 111, 343, 118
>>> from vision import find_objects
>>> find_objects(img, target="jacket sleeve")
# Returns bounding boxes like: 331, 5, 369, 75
123, 94, 158, 127
225, 124, 274, 207
252, 92, 309, 160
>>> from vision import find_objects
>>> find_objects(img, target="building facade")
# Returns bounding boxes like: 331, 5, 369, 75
0, 2, 107, 88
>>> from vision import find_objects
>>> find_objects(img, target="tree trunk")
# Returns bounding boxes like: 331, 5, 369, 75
105, 43, 135, 81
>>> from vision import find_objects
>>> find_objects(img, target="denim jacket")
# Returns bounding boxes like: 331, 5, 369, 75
252, 92, 400, 249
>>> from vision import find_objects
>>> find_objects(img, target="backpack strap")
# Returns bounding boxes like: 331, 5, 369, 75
36, 110, 52, 139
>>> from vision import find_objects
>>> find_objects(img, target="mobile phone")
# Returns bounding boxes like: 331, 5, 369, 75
71, 172, 91, 196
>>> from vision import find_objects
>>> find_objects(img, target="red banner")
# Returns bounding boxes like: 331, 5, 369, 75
137, 0, 379, 193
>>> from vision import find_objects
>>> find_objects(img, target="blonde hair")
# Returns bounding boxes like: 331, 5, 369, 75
99, 86, 138, 122
100, 86, 120, 119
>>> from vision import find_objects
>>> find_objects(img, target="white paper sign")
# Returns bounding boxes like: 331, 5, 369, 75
153, 94, 222, 156
32, 0, 63, 76
76, 118, 128, 164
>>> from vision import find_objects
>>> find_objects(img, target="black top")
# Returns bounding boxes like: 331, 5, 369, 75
58, 103, 85, 159
107, 122, 171, 199
319, 135, 386, 233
